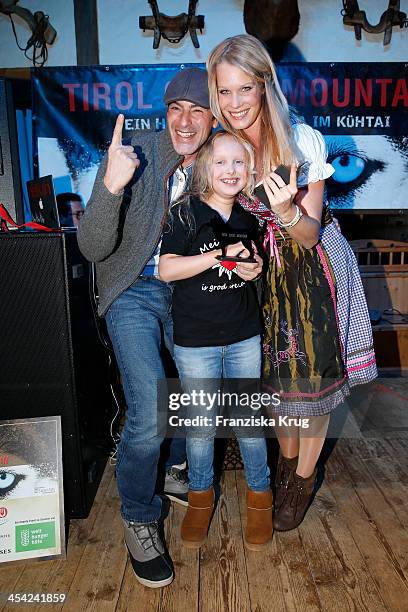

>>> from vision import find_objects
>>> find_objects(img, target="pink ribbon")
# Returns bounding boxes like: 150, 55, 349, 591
236, 193, 283, 267
263, 221, 282, 267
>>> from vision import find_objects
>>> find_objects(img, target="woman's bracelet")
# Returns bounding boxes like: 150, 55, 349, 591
276, 204, 303, 228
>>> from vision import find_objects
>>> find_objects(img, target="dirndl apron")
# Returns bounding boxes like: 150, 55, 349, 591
238, 195, 350, 417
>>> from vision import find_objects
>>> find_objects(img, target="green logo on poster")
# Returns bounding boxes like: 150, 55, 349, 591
15, 522, 56, 552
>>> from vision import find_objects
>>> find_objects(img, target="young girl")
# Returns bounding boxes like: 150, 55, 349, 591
159, 131, 272, 551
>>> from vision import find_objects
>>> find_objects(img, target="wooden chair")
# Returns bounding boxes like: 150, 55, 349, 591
349, 239, 408, 370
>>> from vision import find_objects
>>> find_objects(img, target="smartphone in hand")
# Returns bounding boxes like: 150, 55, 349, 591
254, 165, 291, 209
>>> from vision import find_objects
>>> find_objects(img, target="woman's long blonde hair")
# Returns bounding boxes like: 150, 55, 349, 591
207, 34, 297, 176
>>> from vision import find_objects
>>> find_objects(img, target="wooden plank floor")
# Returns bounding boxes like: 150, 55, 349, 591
1, 384, 408, 611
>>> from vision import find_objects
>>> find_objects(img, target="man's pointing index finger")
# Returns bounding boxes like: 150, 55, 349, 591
111, 113, 124, 146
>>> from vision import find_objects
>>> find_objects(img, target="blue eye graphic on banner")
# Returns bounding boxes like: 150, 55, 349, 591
32, 62, 408, 210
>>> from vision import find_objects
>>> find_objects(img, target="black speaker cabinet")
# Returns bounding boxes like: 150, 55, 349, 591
0, 79, 24, 225
0, 231, 113, 518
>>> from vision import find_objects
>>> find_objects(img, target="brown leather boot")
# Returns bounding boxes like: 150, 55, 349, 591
274, 468, 317, 532
180, 488, 214, 549
274, 454, 298, 513
244, 488, 273, 551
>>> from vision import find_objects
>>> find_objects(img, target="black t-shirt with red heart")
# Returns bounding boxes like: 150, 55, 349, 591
160, 196, 261, 347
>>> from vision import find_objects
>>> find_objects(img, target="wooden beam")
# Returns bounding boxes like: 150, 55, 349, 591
0, 68, 31, 80
73, 0, 99, 65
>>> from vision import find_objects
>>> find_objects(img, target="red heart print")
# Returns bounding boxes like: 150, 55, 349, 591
220, 260, 237, 271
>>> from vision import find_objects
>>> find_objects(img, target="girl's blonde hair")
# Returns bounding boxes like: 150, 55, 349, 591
190, 130, 255, 200
207, 34, 297, 176
167, 131, 255, 236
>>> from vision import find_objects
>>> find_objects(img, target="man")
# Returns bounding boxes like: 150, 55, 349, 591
78, 68, 262, 589
56, 192, 85, 228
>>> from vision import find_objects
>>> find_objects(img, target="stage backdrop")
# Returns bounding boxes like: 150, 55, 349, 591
32, 63, 408, 210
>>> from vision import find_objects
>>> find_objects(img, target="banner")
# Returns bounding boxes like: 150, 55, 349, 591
32, 63, 408, 210
0, 417, 65, 563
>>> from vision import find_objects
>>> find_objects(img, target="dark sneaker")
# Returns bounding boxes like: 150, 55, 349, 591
123, 519, 174, 588
164, 466, 189, 506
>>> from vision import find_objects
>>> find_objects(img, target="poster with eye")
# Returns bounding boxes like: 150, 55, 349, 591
31, 63, 407, 210
0, 417, 65, 563
278, 63, 408, 211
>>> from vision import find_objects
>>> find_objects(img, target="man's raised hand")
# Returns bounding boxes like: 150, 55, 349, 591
103, 114, 140, 195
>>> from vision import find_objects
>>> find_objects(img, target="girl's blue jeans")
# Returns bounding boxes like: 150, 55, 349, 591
174, 335, 270, 492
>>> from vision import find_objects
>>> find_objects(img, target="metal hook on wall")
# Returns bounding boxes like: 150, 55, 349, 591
342, 0, 407, 46
139, 0, 204, 49
0, 0, 57, 66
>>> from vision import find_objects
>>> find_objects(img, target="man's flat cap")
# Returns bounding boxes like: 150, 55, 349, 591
164, 67, 209, 109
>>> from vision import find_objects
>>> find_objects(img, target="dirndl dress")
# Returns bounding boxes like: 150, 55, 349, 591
237, 123, 377, 417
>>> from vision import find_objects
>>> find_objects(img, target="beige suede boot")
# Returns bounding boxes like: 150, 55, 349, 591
244, 487, 273, 551
180, 488, 214, 549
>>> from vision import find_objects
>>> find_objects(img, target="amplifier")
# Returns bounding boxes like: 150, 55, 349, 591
0, 231, 113, 518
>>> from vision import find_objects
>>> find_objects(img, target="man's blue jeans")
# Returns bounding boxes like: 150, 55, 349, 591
105, 277, 185, 523
174, 335, 270, 492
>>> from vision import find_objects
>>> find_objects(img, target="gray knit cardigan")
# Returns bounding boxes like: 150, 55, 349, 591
77, 128, 182, 316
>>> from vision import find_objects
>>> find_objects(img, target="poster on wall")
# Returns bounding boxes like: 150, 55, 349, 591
0, 417, 65, 563
32, 63, 408, 210
279, 63, 408, 211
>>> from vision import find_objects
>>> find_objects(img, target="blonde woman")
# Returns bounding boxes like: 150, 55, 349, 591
207, 34, 376, 531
